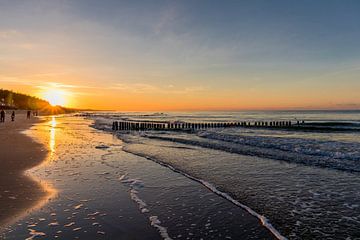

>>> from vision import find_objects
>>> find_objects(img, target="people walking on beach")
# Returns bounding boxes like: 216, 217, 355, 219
27, 110, 31, 119
0, 109, 5, 122
11, 111, 15, 121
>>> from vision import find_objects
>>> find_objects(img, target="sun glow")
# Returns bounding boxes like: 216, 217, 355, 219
42, 89, 68, 106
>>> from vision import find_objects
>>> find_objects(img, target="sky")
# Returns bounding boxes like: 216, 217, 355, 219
1, 0, 360, 110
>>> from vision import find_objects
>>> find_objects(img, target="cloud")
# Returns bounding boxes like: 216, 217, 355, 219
0, 30, 20, 39
153, 6, 179, 35
305, 65, 360, 82
113, 83, 159, 93
12, 43, 35, 50
0, 77, 36, 86
334, 103, 360, 108
112, 82, 206, 94
34, 82, 99, 90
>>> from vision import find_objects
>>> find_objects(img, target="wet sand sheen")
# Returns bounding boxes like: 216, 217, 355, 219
0, 113, 51, 233
4, 116, 276, 239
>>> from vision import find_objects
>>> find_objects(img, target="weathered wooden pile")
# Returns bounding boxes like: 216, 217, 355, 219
112, 120, 304, 131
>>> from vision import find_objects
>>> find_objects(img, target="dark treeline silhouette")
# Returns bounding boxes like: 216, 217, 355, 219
0, 89, 49, 110
0, 89, 78, 114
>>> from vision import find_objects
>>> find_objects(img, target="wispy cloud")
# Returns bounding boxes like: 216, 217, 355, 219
112, 82, 206, 94
153, 5, 179, 35
112, 83, 159, 93
37, 82, 99, 89
0, 30, 21, 39
305, 65, 360, 82
0, 77, 35, 86
334, 103, 360, 108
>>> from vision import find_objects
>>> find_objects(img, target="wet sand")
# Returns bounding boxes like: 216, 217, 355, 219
4, 116, 276, 239
0, 112, 49, 232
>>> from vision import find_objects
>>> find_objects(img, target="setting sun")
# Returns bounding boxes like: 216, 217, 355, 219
42, 89, 67, 106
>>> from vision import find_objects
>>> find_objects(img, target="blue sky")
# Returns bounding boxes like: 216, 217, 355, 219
1, 0, 360, 110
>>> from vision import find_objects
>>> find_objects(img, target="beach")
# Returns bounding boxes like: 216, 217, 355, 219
0, 112, 49, 233
1, 1, 359, 239
1, 111, 360, 239
2, 115, 276, 239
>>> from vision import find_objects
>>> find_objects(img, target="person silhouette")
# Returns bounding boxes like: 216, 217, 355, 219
11, 111, 15, 122
27, 110, 31, 119
0, 109, 5, 122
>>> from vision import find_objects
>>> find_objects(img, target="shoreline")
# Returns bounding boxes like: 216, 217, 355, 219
122, 148, 286, 240
4, 116, 276, 239
0, 114, 50, 233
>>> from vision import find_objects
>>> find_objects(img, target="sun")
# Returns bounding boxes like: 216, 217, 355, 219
42, 89, 67, 106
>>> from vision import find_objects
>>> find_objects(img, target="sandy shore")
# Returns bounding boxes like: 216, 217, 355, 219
0, 112, 49, 232
3, 116, 275, 239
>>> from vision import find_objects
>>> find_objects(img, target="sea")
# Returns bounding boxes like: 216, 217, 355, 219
3, 110, 360, 240
89, 110, 360, 239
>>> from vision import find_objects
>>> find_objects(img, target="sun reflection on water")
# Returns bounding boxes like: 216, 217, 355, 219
49, 116, 56, 155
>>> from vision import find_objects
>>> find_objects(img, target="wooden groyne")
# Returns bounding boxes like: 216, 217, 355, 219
112, 120, 305, 131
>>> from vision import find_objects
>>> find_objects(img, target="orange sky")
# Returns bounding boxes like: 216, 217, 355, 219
1, 1, 360, 111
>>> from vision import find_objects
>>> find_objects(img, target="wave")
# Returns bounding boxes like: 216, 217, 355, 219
122, 149, 287, 240
198, 130, 360, 161
141, 133, 360, 173
90, 117, 360, 172
292, 121, 360, 132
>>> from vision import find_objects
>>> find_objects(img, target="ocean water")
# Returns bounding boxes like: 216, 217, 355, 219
89, 110, 360, 239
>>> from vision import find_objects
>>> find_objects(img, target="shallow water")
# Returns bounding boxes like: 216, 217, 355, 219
123, 135, 360, 239
90, 110, 360, 239
3, 116, 274, 240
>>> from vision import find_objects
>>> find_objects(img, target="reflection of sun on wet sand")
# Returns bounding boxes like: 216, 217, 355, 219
0, 112, 53, 233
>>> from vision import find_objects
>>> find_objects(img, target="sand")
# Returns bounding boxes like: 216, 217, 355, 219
4, 115, 275, 239
0, 111, 49, 232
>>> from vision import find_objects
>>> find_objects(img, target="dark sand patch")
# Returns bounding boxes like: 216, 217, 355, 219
0, 113, 50, 232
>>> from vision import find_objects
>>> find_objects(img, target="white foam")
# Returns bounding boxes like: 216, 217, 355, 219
26, 229, 46, 240
137, 154, 287, 240
149, 216, 173, 240
121, 176, 172, 240
118, 174, 127, 181
130, 189, 149, 213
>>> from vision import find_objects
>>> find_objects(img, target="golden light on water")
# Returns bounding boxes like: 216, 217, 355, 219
49, 116, 56, 154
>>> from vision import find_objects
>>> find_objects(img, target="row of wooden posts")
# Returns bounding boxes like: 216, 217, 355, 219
112, 120, 305, 131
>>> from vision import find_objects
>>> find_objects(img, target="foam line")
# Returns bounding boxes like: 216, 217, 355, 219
121, 177, 172, 240
123, 149, 288, 240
